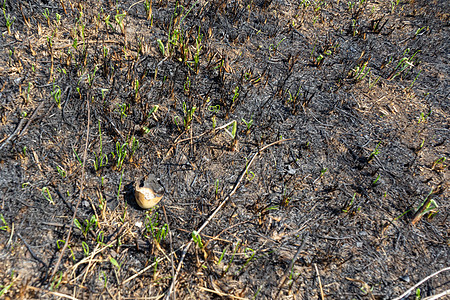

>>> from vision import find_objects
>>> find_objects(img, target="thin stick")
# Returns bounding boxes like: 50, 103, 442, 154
202, 221, 249, 248
345, 277, 375, 300
197, 286, 249, 300
275, 232, 309, 298
163, 121, 237, 161
393, 266, 450, 300
177, 120, 236, 144
0, 101, 45, 151
162, 205, 176, 300
71, 241, 115, 279
164, 139, 292, 300
27, 286, 79, 300
6, 222, 14, 246
314, 263, 325, 300
50, 97, 91, 280
122, 247, 183, 285
17, 233, 47, 268
422, 289, 450, 300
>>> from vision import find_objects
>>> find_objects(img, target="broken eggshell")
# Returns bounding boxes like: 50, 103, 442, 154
134, 175, 164, 209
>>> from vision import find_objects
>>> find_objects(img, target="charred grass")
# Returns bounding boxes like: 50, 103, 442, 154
0, 0, 449, 299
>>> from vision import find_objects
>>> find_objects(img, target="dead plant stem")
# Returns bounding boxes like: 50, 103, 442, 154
314, 263, 325, 300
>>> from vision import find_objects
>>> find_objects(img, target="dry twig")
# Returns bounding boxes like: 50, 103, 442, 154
422, 289, 450, 300
0, 101, 45, 151
198, 286, 249, 300
393, 266, 450, 300
27, 286, 79, 300
275, 232, 309, 298
314, 263, 325, 300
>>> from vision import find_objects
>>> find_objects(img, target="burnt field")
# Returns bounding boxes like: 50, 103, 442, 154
0, 0, 449, 299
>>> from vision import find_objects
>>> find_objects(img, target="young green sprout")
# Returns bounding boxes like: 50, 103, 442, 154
236, 247, 256, 274
242, 116, 253, 134
342, 193, 357, 213
94, 120, 108, 171
109, 257, 122, 284
387, 49, 421, 81
42, 8, 50, 26
316, 54, 324, 65
408, 70, 422, 90
102, 45, 108, 58
55, 13, 61, 26
42, 187, 54, 204
418, 109, 431, 123
182, 102, 196, 130
372, 174, 381, 186
72, 37, 78, 50
157, 39, 165, 56
192, 230, 204, 249
224, 241, 240, 274
216, 246, 227, 265
146, 104, 160, 120
144, 0, 153, 21
100, 88, 108, 101
367, 141, 381, 162
144, 211, 168, 243
115, 141, 128, 170
74, 215, 98, 238
390, 0, 400, 13
415, 138, 425, 153
0, 214, 9, 231
224, 120, 238, 151
269, 37, 286, 54
82, 241, 89, 256
244, 157, 256, 181
351, 61, 371, 82
51, 84, 62, 109
214, 179, 220, 199
211, 115, 217, 130
114, 12, 126, 34
411, 189, 439, 225
2, 9, 15, 34
184, 77, 190, 92
50, 271, 63, 291
97, 231, 106, 246
192, 27, 203, 72
431, 156, 447, 171
56, 165, 66, 178
87, 66, 98, 86
134, 79, 139, 100
368, 73, 381, 89
117, 103, 128, 120
104, 15, 114, 32
56, 240, 76, 261
232, 86, 239, 104
129, 136, 139, 160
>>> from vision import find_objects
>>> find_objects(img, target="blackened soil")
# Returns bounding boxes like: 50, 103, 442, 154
0, 0, 449, 299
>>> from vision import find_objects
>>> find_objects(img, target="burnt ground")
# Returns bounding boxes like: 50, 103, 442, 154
0, 0, 449, 299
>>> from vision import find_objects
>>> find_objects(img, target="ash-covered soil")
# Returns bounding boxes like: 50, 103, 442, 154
0, 0, 449, 299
